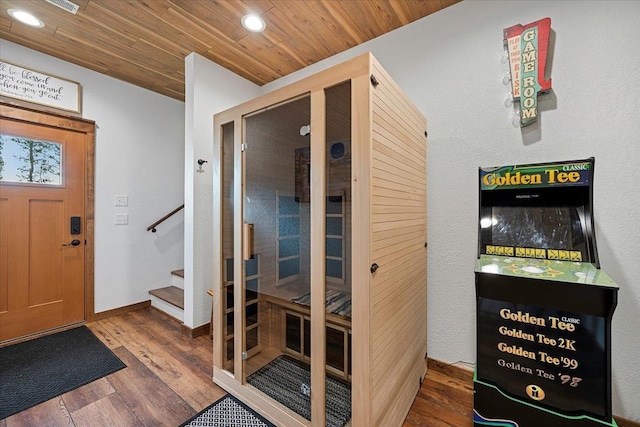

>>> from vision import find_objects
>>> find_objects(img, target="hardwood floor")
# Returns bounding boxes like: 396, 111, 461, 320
0, 307, 472, 426
404, 361, 473, 427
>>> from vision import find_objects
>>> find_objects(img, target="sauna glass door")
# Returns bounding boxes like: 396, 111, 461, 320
241, 95, 314, 423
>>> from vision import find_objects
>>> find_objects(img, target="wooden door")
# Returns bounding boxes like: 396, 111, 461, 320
0, 118, 86, 342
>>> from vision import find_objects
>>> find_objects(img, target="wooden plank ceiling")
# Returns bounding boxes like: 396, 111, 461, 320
0, 0, 461, 101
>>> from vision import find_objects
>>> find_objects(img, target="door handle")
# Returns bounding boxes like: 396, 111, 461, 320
62, 239, 81, 247
243, 223, 254, 260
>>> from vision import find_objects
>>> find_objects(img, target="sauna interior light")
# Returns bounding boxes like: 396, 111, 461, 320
8, 9, 44, 27
242, 14, 265, 32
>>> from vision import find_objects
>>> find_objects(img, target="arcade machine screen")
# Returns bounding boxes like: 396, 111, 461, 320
482, 206, 586, 255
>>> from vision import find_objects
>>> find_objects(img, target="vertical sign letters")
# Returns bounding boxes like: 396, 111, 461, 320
504, 18, 552, 127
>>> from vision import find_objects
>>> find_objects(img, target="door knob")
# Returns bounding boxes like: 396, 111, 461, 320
62, 239, 81, 247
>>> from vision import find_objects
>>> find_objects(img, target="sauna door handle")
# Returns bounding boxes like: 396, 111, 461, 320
243, 223, 254, 260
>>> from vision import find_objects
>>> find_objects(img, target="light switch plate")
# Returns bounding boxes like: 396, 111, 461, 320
115, 214, 128, 225
115, 195, 128, 207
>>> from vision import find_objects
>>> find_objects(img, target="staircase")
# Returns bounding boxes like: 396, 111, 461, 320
149, 269, 184, 322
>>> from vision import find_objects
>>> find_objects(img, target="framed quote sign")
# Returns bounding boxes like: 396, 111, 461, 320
0, 59, 82, 113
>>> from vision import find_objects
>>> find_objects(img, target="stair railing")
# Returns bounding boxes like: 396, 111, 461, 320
147, 204, 184, 232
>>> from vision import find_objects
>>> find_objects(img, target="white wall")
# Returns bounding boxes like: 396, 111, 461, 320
262, 1, 640, 421
0, 39, 185, 314
183, 53, 260, 328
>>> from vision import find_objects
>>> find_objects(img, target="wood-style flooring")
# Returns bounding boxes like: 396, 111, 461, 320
0, 307, 473, 426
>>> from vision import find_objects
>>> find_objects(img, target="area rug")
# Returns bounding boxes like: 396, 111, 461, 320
0, 326, 126, 419
247, 355, 351, 427
179, 394, 275, 427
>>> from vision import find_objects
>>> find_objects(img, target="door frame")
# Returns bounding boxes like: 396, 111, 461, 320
1, 102, 96, 329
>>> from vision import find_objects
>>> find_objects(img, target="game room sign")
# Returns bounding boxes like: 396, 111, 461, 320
504, 18, 552, 127
481, 160, 591, 191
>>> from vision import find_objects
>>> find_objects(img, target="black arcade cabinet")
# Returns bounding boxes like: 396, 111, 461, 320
473, 158, 619, 427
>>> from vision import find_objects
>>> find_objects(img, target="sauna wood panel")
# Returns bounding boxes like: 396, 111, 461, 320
350, 72, 373, 427
310, 88, 328, 426
373, 223, 425, 243
372, 196, 426, 209
372, 266, 427, 346
372, 112, 425, 165
369, 56, 427, 427
372, 256, 427, 301
372, 204, 426, 215
372, 132, 426, 174
372, 217, 426, 233
372, 262, 426, 322
372, 104, 425, 164
372, 179, 425, 198
372, 114, 425, 166
371, 164, 425, 189
372, 237, 426, 270
372, 145, 426, 182
373, 276, 425, 337
372, 185, 426, 202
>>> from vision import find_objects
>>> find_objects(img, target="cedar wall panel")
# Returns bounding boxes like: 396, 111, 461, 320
369, 60, 427, 426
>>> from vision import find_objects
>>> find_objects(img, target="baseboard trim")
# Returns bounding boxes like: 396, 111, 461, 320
148, 305, 210, 338
93, 300, 151, 321
181, 322, 210, 338
149, 305, 182, 323
427, 357, 638, 427
616, 417, 640, 427
427, 357, 474, 382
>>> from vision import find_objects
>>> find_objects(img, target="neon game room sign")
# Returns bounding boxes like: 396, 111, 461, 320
504, 18, 552, 127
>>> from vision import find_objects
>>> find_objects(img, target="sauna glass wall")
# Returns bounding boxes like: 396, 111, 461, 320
221, 122, 235, 374
324, 81, 352, 425
242, 95, 314, 423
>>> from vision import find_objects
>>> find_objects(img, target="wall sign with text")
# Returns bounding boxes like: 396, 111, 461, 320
0, 60, 82, 114
504, 18, 552, 127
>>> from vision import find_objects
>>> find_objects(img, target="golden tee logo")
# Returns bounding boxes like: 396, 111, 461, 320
480, 160, 592, 191
504, 18, 552, 127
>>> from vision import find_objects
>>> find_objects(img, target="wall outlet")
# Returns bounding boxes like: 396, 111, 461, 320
115, 214, 128, 225
115, 195, 128, 207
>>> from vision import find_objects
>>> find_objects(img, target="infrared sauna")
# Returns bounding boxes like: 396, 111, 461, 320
212, 53, 427, 427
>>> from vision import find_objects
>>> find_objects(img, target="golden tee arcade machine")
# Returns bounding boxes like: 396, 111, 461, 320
473, 158, 619, 427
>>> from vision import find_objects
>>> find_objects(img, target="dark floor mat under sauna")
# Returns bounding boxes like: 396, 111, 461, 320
247, 354, 351, 427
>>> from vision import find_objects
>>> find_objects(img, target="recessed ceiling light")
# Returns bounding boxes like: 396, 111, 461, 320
8, 9, 44, 28
241, 14, 265, 32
